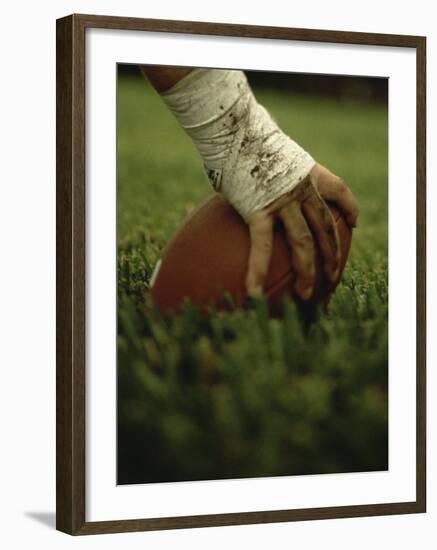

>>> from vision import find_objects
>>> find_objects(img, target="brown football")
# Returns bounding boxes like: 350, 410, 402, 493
149, 193, 352, 316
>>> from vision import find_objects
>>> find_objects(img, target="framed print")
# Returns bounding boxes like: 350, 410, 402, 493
56, 14, 426, 535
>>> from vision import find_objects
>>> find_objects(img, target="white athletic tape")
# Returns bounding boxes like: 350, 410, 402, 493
160, 69, 315, 220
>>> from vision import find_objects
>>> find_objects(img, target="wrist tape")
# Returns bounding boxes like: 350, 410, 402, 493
160, 68, 315, 220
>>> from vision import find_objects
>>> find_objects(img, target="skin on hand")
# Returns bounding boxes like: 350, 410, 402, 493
140, 66, 359, 301
245, 163, 359, 300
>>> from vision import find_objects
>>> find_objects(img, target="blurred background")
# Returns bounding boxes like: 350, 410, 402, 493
117, 65, 388, 485
118, 64, 388, 103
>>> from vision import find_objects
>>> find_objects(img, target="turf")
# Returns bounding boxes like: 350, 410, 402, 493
117, 72, 388, 484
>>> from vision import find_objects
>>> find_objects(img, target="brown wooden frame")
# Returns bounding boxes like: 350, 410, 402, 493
56, 13, 427, 535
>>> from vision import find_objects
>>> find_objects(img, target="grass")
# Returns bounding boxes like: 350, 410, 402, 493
117, 71, 388, 484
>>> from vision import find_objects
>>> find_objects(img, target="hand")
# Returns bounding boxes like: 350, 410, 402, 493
245, 163, 359, 300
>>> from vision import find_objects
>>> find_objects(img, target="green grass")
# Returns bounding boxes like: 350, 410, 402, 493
117, 73, 388, 484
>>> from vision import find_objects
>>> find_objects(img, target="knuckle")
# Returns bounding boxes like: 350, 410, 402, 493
294, 249, 315, 279
249, 220, 272, 245
251, 238, 272, 262
336, 177, 348, 193
297, 253, 313, 269
318, 202, 332, 222
259, 238, 272, 253
325, 218, 338, 238
252, 238, 272, 257
295, 232, 314, 249
303, 265, 316, 285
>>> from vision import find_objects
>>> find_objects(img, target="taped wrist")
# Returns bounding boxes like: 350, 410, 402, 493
160, 68, 316, 220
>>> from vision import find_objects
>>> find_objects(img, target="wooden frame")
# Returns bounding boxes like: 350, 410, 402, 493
56, 13, 426, 535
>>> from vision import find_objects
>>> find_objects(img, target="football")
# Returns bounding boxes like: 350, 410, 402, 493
149, 193, 352, 316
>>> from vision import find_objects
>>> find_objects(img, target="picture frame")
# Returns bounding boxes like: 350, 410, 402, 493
56, 13, 426, 535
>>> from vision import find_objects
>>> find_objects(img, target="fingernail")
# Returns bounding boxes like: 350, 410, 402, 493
298, 286, 313, 301
329, 269, 340, 285
248, 286, 263, 298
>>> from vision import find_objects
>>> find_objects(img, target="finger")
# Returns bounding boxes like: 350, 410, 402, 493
316, 175, 359, 228
302, 193, 341, 285
245, 213, 274, 297
279, 202, 316, 301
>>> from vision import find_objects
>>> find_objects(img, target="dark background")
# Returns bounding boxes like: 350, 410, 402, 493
118, 63, 388, 103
